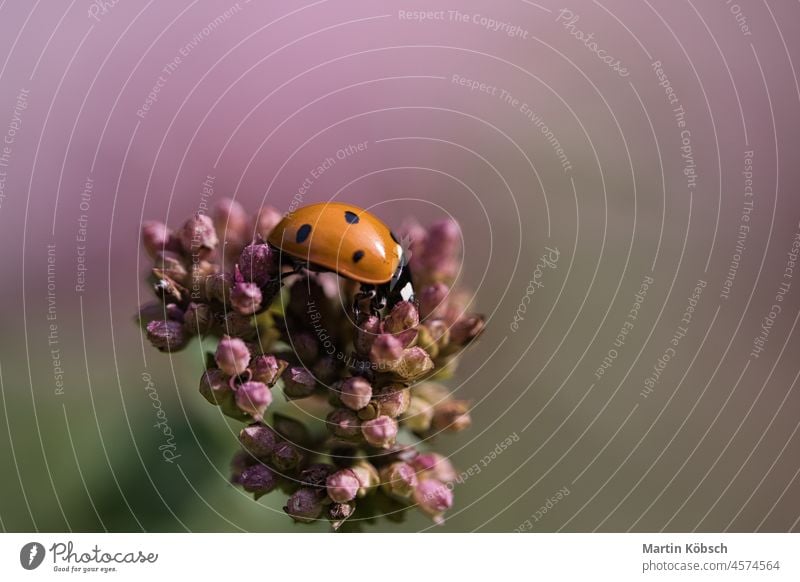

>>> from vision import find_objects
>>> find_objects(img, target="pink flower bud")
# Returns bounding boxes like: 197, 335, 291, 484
355, 315, 381, 357
179, 213, 218, 256
432, 399, 471, 432
235, 381, 272, 420
230, 280, 263, 315
254, 205, 283, 238
339, 376, 373, 411
250, 354, 284, 386
215, 336, 251, 376
414, 478, 453, 524
450, 314, 485, 345
141, 221, 171, 258
326, 469, 360, 503
393, 347, 434, 381
361, 415, 398, 448
380, 462, 418, 499
419, 283, 449, 320
370, 334, 404, 370
411, 453, 457, 484
384, 301, 420, 334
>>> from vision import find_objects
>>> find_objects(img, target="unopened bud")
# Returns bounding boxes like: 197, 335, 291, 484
414, 478, 453, 524
282, 366, 317, 399
230, 280, 263, 315
141, 221, 171, 258
402, 396, 434, 433
271, 441, 302, 471
361, 415, 398, 448
326, 469, 360, 503
235, 381, 272, 420
199, 368, 232, 405
384, 301, 420, 334
238, 464, 279, 499
393, 347, 434, 381
432, 400, 471, 432
284, 488, 324, 523
179, 213, 218, 256
327, 408, 361, 439
146, 320, 187, 352
411, 453, 457, 484
239, 423, 280, 459
250, 354, 285, 386
380, 462, 418, 500
215, 336, 251, 376
238, 242, 276, 286
339, 376, 372, 411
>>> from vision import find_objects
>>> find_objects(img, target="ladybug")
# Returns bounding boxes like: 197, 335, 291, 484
267, 202, 414, 313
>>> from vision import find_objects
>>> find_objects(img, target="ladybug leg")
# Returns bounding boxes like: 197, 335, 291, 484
352, 285, 377, 318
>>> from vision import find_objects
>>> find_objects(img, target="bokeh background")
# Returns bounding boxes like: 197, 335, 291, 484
1, 0, 799, 532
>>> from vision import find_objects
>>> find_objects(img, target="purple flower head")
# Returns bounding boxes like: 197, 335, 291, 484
284, 488, 324, 523
326, 469, 360, 503
215, 336, 250, 376
361, 415, 398, 449
339, 376, 373, 411
235, 381, 272, 420
414, 478, 454, 524
146, 320, 187, 352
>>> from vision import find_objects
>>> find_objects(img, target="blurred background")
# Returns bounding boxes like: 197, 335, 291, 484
1, 0, 799, 532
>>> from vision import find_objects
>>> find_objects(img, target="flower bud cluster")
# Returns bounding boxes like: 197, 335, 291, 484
140, 203, 484, 529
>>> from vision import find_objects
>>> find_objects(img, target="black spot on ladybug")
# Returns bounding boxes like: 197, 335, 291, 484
344, 211, 360, 224
390, 231, 400, 244
352, 250, 365, 263
296, 224, 312, 243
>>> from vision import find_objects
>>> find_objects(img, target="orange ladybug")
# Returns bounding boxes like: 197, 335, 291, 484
268, 202, 414, 312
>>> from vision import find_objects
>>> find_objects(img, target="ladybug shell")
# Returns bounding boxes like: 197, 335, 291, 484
267, 202, 401, 285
